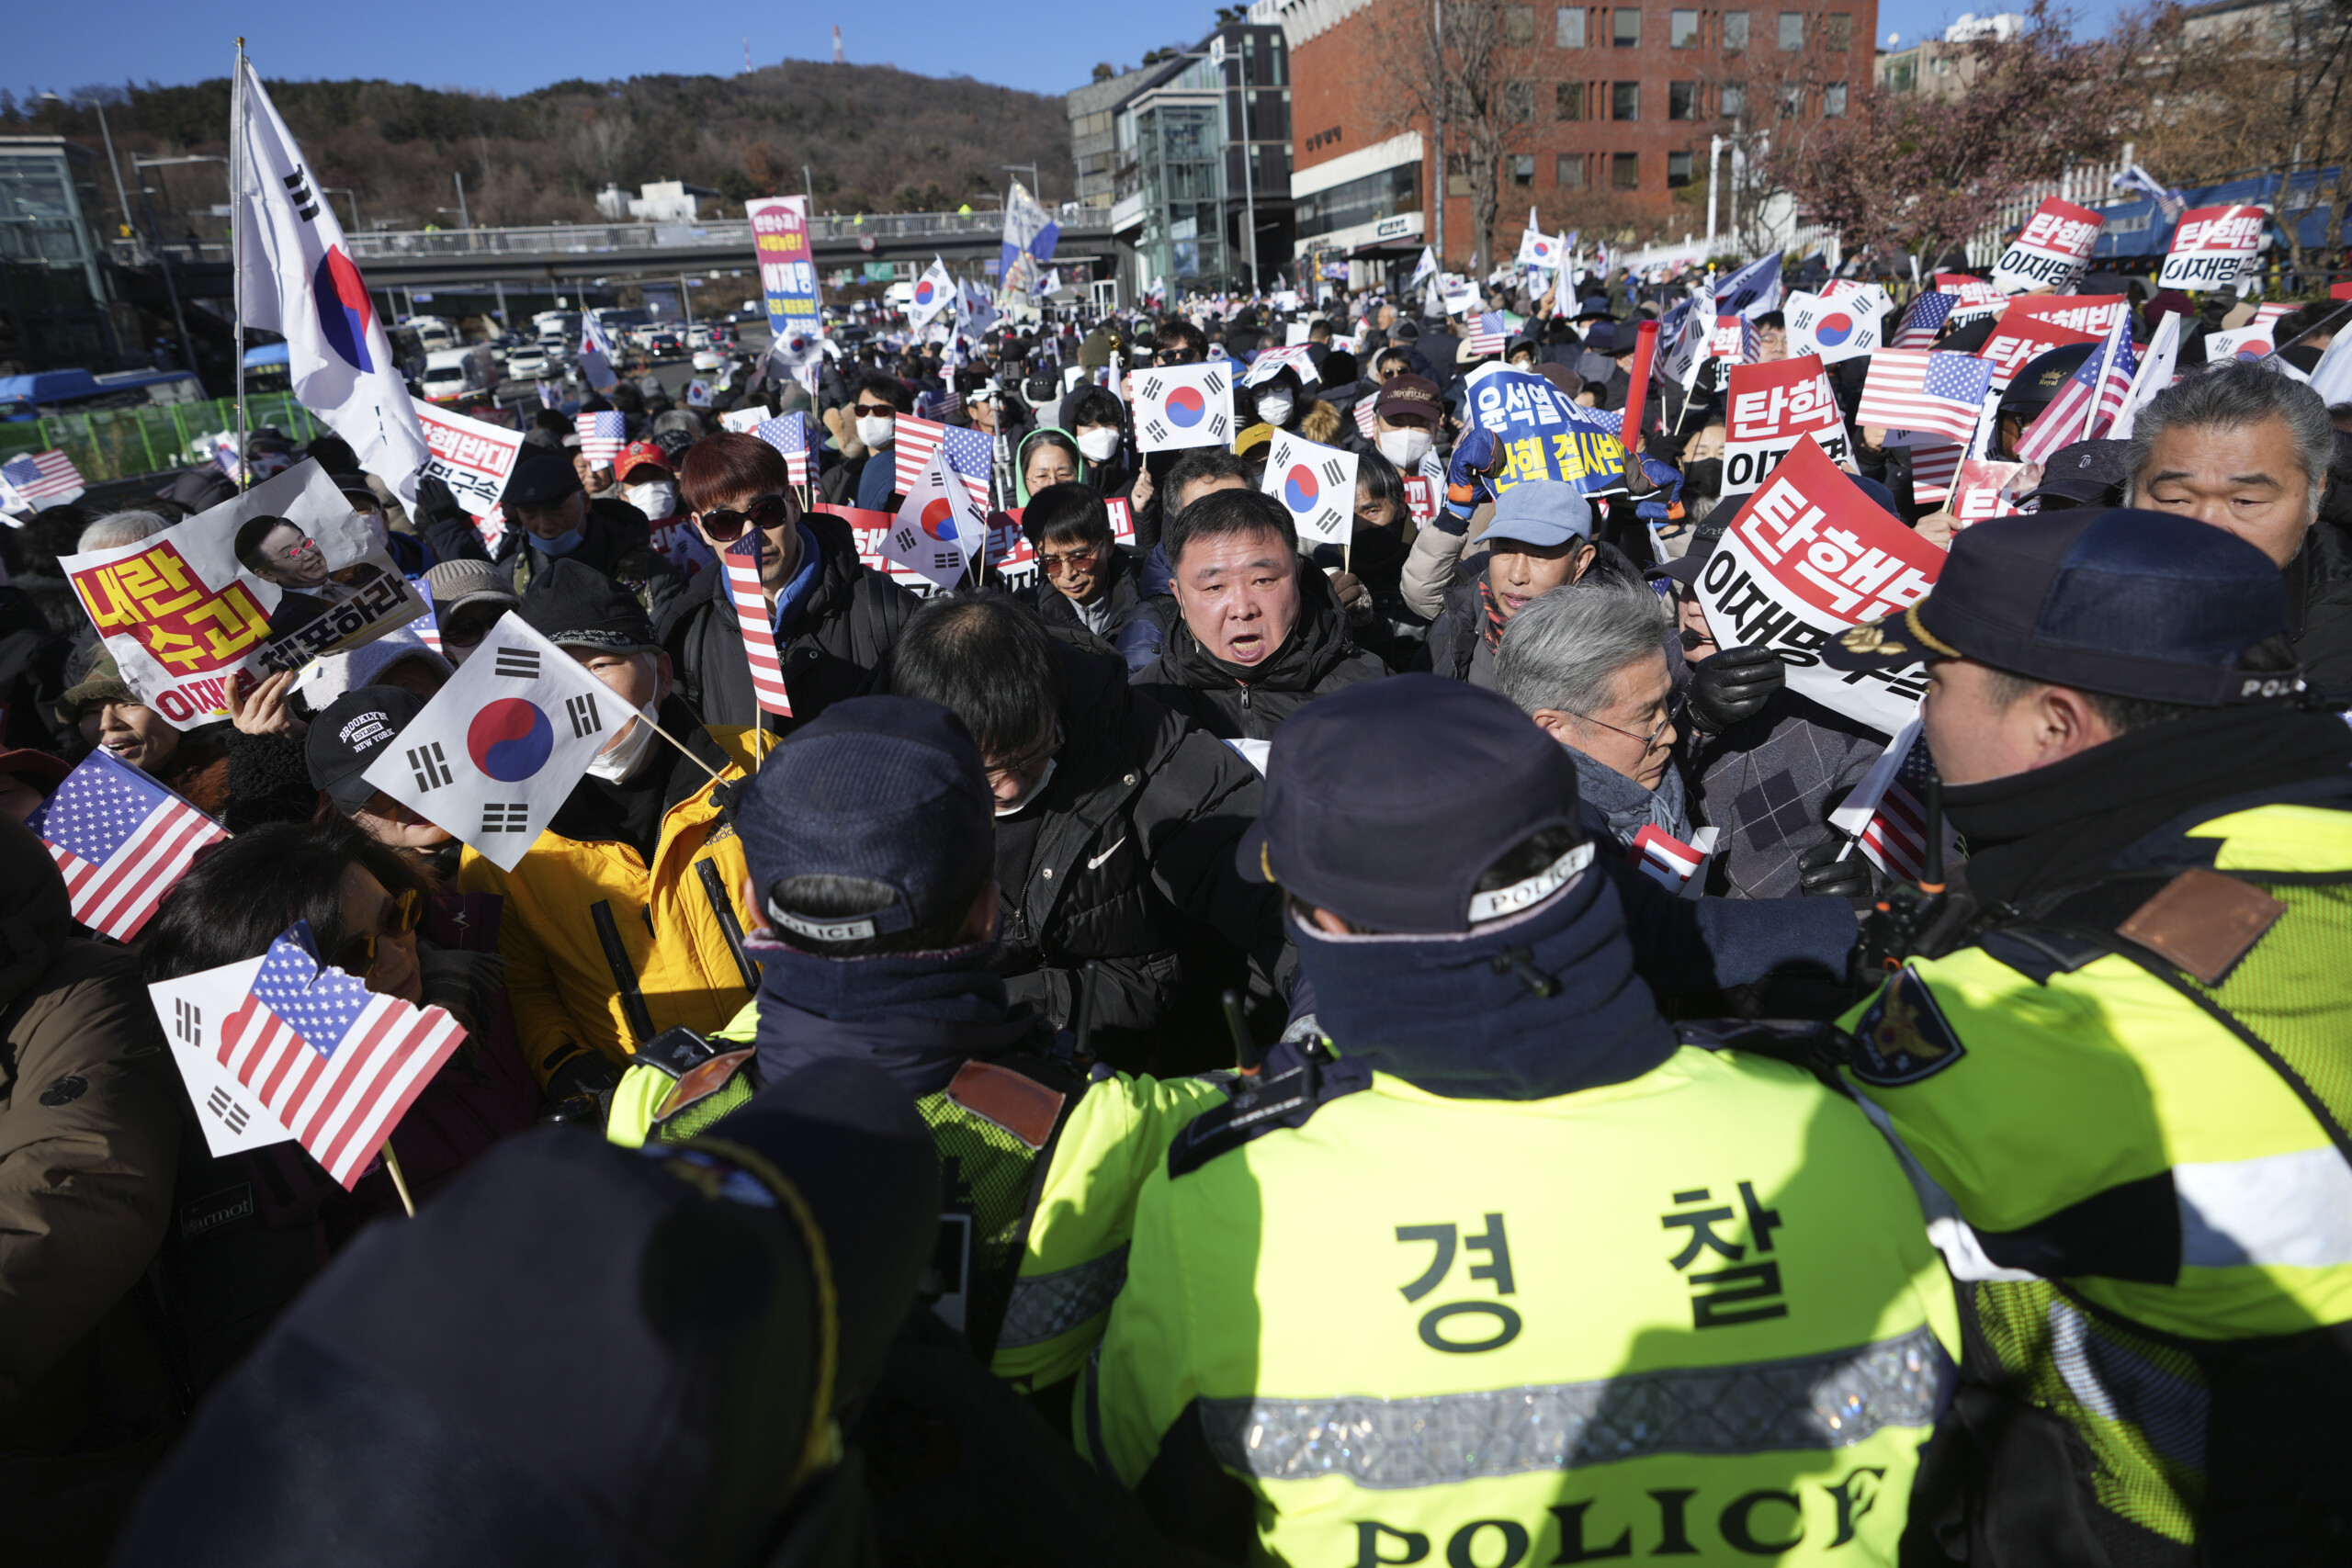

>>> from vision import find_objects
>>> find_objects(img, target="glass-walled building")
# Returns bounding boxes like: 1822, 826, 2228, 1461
0, 136, 123, 370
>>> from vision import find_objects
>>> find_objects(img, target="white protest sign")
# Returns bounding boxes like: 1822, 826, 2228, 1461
149, 956, 298, 1159
416, 402, 522, 550
2160, 205, 2266, 292
1132, 362, 1236, 452
1695, 435, 1943, 737
62, 459, 424, 728
1786, 287, 1888, 365
1723, 355, 1852, 492
1263, 430, 1357, 550
1991, 197, 2105, 295
360, 612, 620, 872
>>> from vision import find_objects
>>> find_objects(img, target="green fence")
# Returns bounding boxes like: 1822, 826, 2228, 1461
0, 394, 323, 488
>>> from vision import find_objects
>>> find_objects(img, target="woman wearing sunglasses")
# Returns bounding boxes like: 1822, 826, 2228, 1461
660, 434, 921, 733
140, 818, 541, 1386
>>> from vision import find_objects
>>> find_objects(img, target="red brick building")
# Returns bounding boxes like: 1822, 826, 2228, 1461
1272, 0, 1877, 276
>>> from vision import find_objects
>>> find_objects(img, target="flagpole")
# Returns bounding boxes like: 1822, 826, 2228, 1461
231, 38, 250, 490
640, 713, 730, 787
381, 1140, 417, 1217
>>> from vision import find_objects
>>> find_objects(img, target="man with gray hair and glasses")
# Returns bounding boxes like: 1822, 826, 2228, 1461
2126, 358, 2352, 693
1495, 580, 1690, 855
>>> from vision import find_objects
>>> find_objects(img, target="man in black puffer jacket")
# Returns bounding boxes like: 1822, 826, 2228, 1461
658, 433, 919, 733
888, 593, 1277, 1074
1128, 490, 1387, 743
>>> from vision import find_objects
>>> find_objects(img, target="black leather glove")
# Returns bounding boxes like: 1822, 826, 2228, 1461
1685, 645, 1785, 734
1796, 838, 1875, 900
541, 1047, 623, 1127
413, 472, 467, 531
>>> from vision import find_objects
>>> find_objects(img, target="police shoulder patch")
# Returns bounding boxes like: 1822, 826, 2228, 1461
1849, 966, 1967, 1087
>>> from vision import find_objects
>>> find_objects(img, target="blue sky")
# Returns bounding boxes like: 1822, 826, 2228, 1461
16, 0, 2128, 102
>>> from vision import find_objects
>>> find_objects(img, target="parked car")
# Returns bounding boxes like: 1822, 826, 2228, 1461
504, 345, 552, 380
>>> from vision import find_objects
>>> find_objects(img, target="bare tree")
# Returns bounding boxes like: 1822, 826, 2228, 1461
2124, 0, 2352, 284
1369, 0, 1544, 274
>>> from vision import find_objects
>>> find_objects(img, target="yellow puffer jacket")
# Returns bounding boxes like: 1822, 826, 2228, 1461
458, 719, 764, 1087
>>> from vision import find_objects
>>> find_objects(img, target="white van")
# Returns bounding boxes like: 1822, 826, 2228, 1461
404, 315, 458, 354
419, 348, 481, 403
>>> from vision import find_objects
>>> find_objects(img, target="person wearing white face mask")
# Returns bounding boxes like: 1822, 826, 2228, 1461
1240, 365, 1344, 448
818, 371, 914, 512
1365, 373, 1445, 480
614, 440, 709, 580
1063, 385, 1150, 515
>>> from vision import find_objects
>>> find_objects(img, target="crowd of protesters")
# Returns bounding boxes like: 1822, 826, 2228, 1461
1, 245, 2350, 1568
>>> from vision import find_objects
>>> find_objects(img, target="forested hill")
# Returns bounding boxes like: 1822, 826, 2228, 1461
5, 60, 1077, 231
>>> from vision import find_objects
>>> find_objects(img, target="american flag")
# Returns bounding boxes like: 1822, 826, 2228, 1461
1905, 440, 1965, 503
537, 382, 559, 410
1831, 718, 1957, 884
724, 534, 792, 717
894, 416, 993, 509
2014, 315, 2137, 465
576, 412, 627, 469
219, 921, 467, 1189
754, 413, 821, 487
1479, 310, 1510, 334
1857, 350, 1996, 445
1353, 398, 1379, 442
1892, 291, 1958, 349
1462, 331, 1510, 361
1629, 824, 1706, 890
403, 576, 441, 654
1, 449, 86, 507
916, 389, 966, 422
28, 750, 228, 941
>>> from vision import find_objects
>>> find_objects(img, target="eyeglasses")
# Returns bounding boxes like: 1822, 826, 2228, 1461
985, 725, 1063, 786
1566, 695, 1681, 752
1038, 547, 1102, 579
696, 493, 793, 543
851, 401, 899, 418
331, 886, 423, 977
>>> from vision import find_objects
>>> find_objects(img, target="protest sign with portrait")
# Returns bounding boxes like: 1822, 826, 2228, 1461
63, 460, 424, 727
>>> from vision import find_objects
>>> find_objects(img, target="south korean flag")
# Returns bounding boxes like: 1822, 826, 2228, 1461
361, 613, 621, 872
1263, 430, 1357, 551
886, 446, 987, 592
1132, 361, 1234, 453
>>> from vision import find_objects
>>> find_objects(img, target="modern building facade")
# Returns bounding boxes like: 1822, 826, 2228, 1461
1064, 15, 1297, 302
1875, 11, 2020, 99
0, 136, 124, 370
1273, 0, 1877, 273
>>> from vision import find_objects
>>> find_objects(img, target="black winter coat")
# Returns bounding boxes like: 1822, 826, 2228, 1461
657, 513, 918, 733
2286, 524, 2352, 698
1022, 547, 1151, 652
991, 641, 1275, 1063
1129, 566, 1389, 741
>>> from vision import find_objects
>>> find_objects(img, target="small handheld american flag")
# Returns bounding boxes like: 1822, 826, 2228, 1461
219, 921, 468, 1189
894, 416, 994, 509
576, 411, 628, 469
2014, 315, 2138, 465
1891, 292, 1958, 349
754, 413, 820, 487
28, 751, 227, 940
1830, 718, 1959, 883
1353, 397, 1379, 442
1858, 350, 1996, 446
724, 534, 793, 718
1462, 331, 1511, 361
1, 449, 87, 509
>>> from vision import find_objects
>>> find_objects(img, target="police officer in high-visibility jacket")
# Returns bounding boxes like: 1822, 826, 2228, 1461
1821, 506, 2352, 1564
603, 694, 1227, 1399
1082, 674, 1959, 1565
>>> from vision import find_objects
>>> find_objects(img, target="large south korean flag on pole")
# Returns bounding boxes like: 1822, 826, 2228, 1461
361, 613, 616, 870
234, 58, 432, 502
1132, 363, 1234, 452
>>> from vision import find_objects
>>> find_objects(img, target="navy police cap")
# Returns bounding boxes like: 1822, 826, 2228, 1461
1238, 675, 1590, 934
1823, 507, 2296, 707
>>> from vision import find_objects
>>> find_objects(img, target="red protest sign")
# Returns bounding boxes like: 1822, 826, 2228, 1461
1980, 296, 2126, 391
1724, 355, 1850, 491
2159, 205, 2266, 292
1949, 459, 2030, 527
1694, 435, 1943, 735
1992, 197, 2103, 294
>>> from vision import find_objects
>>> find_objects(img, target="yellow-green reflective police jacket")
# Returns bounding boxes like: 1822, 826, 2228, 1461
1838, 801, 2352, 1551
607, 998, 1227, 1390
1083, 1046, 1961, 1566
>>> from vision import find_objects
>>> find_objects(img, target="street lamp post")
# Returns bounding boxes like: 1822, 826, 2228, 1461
321, 186, 362, 231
